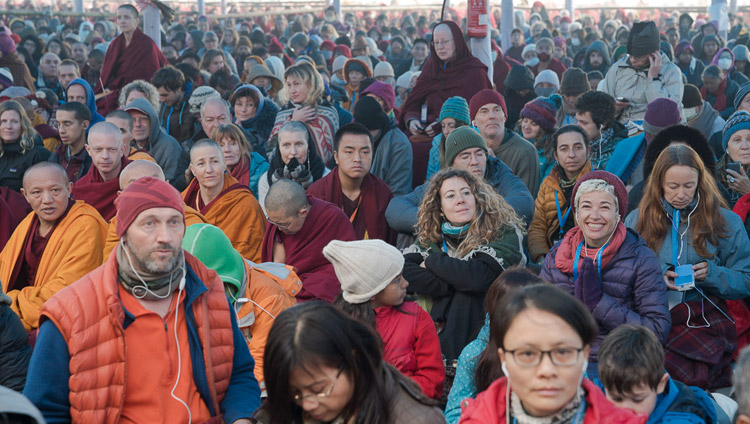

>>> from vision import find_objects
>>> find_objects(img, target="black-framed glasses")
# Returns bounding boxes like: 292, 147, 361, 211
504, 347, 584, 367
292, 363, 345, 404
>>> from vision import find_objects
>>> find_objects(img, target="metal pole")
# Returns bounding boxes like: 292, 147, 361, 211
74, 0, 83, 13
143, 5, 161, 49
334, 0, 342, 22
197, 0, 205, 16
500, 0, 513, 54
221, 0, 227, 16
470, 1, 493, 82
730, 0, 738, 14
709, 0, 729, 41
566, 0, 574, 21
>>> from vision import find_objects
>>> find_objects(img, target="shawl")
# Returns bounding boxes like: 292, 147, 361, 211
261, 195, 355, 302
399, 21, 492, 130
554, 224, 628, 276
702, 77, 728, 112
306, 169, 394, 243
72, 157, 130, 221
493, 50, 512, 93
0, 187, 30, 231
0, 195, 14, 251
229, 155, 251, 187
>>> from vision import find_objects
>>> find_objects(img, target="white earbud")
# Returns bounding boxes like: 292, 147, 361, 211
501, 361, 509, 377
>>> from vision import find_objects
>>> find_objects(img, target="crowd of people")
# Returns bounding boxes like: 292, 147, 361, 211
3, 1, 750, 423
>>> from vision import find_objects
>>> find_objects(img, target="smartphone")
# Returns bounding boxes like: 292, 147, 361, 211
615, 97, 629, 103
728, 162, 742, 175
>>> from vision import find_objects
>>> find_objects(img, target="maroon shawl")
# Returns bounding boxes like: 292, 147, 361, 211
307, 169, 394, 244
0, 53, 35, 91
72, 157, 130, 220
97, 28, 168, 113
493, 51, 512, 94
0, 195, 14, 251
399, 20, 492, 131
0, 187, 31, 231
229, 156, 250, 187
261, 195, 355, 302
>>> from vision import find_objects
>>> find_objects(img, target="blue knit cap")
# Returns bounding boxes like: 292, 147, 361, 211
723, 111, 750, 151
439, 96, 470, 126
735, 82, 750, 110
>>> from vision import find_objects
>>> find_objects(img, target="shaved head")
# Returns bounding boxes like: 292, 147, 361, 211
23, 161, 68, 189
264, 179, 309, 217
189, 139, 224, 163
119, 160, 165, 190
88, 121, 124, 146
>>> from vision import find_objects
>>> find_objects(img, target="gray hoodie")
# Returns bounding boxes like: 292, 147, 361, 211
124, 98, 189, 190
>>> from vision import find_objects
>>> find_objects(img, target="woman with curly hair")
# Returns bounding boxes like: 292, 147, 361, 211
118, 79, 160, 111
0, 101, 50, 191
403, 168, 525, 360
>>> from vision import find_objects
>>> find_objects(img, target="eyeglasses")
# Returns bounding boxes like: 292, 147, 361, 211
293, 364, 345, 404
433, 39, 453, 48
54, 121, 78, 130
267, 217, 293, 231
504, 346, 584, 367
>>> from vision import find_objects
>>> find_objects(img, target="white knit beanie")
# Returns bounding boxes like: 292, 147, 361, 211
332, 55, 348, 74
323, 239, 404, 304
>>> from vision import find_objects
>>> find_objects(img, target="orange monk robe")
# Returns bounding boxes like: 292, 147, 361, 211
0, 201, 107, 330
182, 175, 266, 262
102, 204, 207, 260
128, 146, 156, 162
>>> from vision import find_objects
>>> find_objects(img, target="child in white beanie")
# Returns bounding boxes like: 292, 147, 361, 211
324, 239, 445, 400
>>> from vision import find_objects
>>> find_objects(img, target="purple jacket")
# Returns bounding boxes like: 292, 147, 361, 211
540, 228, 671, 362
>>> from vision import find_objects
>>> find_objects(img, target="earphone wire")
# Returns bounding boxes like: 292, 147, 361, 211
170, 273, 192, 424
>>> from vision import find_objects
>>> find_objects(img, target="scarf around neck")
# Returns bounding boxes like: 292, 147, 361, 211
555, 224, 627, 276
510, 387, 585, 424
117, 243, 186, 300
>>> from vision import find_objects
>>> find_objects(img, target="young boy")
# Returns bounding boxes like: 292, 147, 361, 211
598, 325, 717, 423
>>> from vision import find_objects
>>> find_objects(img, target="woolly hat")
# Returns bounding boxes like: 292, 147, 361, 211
559, 67, 589, 96
182, 224, 245, 297
0, 33, 16, 55
553, 37, 567, 52
332, 55, 348, 74
734, 45, 750, 63
373, 61, 394, 78
521, 44, 537, 60
643, 98, 682, 137
534, 69, 560, 90
571, 170, 628, 221
504, 64, 535, 92
344, 58, 370, 78
320, 40, 336, 51
361, 81, 395, 112
735, 82, 750, 110
439, 96, 470, 125
0, 86, 29, 100
352, 36, 369, 51
682, 84, 703, 109
723, 111, 750, 151
353, 96, 388, 130
0, 68, 12, 89
395, 71, 412, 89
115, 177, 185, 238
469, 89, 507, 121
323, 239, 404, 304
520, 95, 562, 133
675, 40, 694, 57
627, 21, 660, 57
268, 36, 284, 54
444, 126, 488, 166
188, 86, 221, 114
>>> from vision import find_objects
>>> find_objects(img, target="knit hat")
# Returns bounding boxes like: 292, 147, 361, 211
735, 82, 750, 110
188, 86, 221, 114
734, 45, 750, 63
332, 55, 348, 74
344, 58, 370, 78
439, 96, 470, 126
268, 36, 284, 54
26, 94, 52, 114
534, 69, 560, 90
0, 68, 12, 89
444, 126, 488, 166
373, 61, 394, 78
553, 37, 567, 53
627, 21, 660, 57
352, 36, 369, 51
115, 177, 185, 238
643, 98, 682, 137
0, 33, 15, 55
469, 89, 507, 121
520, 95, 562, 133
559, 67, 589, 96
361, 81, 395, 112
723, 111, 750, 151
182, 224, 245, 297
395, 71, 412, 89
323, 239, 404, 304
675, 40, 694, 57
353, 95, 388, 130
504, 64, 535, 92
571, 170, 628, 221
682, 84, 703, 109
320, 40, 336, 51
0, 86, 30, 101
521, 44, 537, 60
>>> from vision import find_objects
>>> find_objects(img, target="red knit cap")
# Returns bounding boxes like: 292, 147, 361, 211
469, 89, 508, 121
115, 177, 185, 238
571, 170, 628, 221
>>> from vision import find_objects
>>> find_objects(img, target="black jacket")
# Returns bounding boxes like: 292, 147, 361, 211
0, 140, 50, 191
0, 294, 31, 391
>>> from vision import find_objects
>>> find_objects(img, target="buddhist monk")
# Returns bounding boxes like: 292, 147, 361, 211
0, 162, 107, 331
262, 179, 356, 302
307, 123, 394, 243
72, 122, 130, 220
105, 110, 156, 162
102, 160, 207, 259
182, 140, 266, 261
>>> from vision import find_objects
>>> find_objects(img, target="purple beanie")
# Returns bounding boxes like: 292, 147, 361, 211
519, 95, 562, 133
0, 33, 16, 55
643, 98, 682, 137
572, 170, 628, 221
361, 81, 396, 112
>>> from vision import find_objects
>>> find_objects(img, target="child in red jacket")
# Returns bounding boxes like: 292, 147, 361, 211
325, 239, 446, 399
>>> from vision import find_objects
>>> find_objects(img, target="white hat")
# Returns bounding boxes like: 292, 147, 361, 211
323, 239, 404, 304
522, 44, 537, 59
534, 69, 560, 89
374, 61, 395, 78
332, 55, 348, 74
396, 71, 413, 89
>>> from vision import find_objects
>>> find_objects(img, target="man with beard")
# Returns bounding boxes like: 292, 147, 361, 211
556, 68, 590, 128
24, 176, 260, 423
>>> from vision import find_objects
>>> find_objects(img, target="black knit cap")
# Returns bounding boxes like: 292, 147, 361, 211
627, 21, 660, 57
353, 96, 388, 131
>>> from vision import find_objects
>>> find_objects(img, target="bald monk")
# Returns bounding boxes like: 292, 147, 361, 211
105, 110, 156, 162
72, 122, 131, 220
102, 160, 207, 259
262, 180, 356, 302
0, 162, 107, 331
182, 140, 266, 262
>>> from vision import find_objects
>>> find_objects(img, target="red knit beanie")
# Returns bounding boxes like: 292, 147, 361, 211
115, 177, 185, 238
571, 170, 628, 221
469, 89, 508, 121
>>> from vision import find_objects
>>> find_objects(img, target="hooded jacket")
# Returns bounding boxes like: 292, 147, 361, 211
237, 86, 280, 156
66, 78, 104, 125
370, 117, 413, 196
341, 58, 373, 112
125, 98, 189, 190
158, 81, 197, 143
583, 40, 612, 75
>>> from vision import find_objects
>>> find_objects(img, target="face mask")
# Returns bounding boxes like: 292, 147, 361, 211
331, 75, 347, 87
525, 57, 540, 67
538, 52, 550, 62
683, 105, 701, 120
535, 86, 557, 98
571, 37, 581, 46
718, 58, 733, 71
321, 50, 333, 60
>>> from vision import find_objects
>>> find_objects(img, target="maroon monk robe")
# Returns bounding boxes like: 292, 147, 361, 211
229, 156, 250, 187
261, 195, 355, 302
307, 169, 395, 244
72, 157, 130, 221
0, 196, 15, 251
0, 187, 31, 231
96, 28, 168, 114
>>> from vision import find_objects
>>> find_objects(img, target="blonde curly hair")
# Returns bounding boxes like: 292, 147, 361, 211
0, 100, 38, 157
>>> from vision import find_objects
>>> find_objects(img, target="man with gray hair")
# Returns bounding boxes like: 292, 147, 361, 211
186, 97, 232, 150
35, 52, 63, 99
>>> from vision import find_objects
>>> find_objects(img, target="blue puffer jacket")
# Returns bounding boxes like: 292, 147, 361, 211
540, 228, 671, 362
648, 377, 716, 424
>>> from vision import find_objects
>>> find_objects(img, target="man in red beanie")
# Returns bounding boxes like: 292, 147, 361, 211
470, 88, 541, 197
24, 175, 260, 424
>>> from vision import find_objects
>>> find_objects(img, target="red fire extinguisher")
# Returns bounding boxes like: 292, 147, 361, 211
467, 0, 488, 38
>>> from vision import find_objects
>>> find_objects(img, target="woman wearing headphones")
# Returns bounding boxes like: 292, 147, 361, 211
627, 144, 750, 390
458, 284, 643, 423
540, 171, 670, 380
